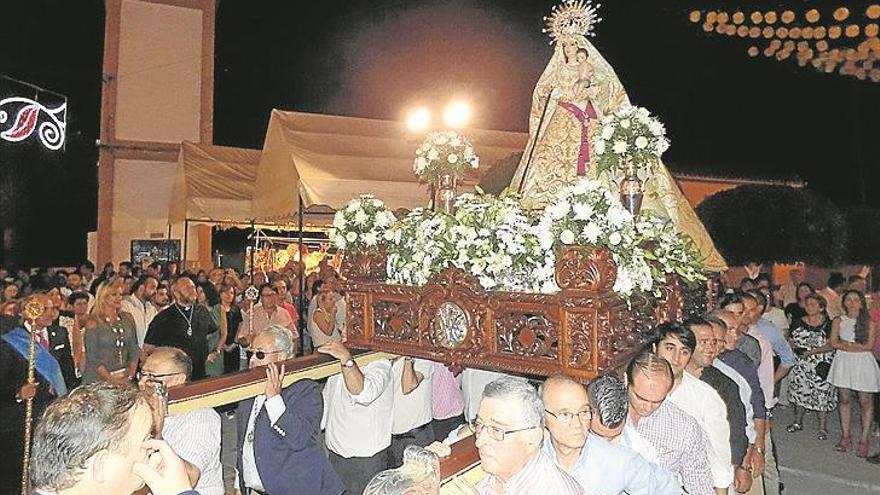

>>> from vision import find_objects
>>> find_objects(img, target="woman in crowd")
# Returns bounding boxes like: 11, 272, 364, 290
828, 290, 880, 457
83, 278, 139, 385
787, 294, 837, 440
308, 280, 344, 347
1, 300, 18, 317
785, 282, 814, 326
198, 280, 227, 377
218, 282, 243, 373
1, 281, 19, 303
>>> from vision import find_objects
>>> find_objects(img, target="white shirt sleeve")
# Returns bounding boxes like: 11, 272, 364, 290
704, 387, 734, 488
264, 394, 287, 425
350, 359, 392, 406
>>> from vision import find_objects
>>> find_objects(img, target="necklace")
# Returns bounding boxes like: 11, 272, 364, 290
174, 303, 194, 337
107, 315, 125, 365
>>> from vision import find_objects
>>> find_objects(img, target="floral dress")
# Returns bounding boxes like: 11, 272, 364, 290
788, 318, 838, 412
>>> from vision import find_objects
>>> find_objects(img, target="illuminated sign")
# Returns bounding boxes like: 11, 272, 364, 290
0, 75, 67, 151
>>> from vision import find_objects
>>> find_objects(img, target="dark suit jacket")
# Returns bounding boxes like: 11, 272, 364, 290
0, 339, 57, 495
702, 365, 749, 467
47, 324, 79, 390
236, 379, 343, 495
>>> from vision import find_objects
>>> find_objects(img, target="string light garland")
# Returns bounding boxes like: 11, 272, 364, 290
689, 4, 880, 82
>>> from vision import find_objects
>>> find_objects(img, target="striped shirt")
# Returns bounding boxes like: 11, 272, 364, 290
475, 450, 584, 495
631, 401, 714, 495
163, 408, 224, 495
432, 361, 464, 420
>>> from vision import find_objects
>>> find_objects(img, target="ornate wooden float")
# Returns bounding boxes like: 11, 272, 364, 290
340, 246, 692, 381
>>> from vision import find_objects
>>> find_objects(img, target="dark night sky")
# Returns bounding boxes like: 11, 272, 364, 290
1, 0, 878, 266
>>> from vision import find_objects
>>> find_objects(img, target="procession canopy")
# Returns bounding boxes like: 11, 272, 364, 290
168, 141, 261, 224
251, 110, 527, 222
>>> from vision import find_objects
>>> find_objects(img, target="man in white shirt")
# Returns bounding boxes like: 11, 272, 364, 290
652, 322, 734, 494
389, 356, 435, 466
138, 347, 223, 495
121, 274, 159, 347
318, 340, 394, 495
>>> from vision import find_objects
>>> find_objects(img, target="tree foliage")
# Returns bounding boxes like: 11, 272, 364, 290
696, 185, 848, 266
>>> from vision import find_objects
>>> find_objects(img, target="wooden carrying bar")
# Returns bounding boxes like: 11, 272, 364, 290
166, 349, 393, 415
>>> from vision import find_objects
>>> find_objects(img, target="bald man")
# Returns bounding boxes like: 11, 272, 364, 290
144, 277, 218, 380
541, 374, 681, 494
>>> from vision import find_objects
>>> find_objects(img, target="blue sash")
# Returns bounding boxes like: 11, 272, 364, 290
2, 328, 67, 397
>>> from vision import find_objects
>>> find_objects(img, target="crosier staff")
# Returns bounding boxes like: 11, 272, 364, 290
20, 298, 46, 495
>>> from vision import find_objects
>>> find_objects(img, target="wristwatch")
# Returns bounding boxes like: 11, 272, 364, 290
341, 358, 355, 368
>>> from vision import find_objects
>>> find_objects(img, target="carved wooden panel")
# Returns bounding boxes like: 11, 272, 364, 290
373, 300, 418, 343
495, 308, 559, 361
555, 246, 617, 291
340, 247, 693, 380
340, 250, 387, 282
345, 293, 367, 341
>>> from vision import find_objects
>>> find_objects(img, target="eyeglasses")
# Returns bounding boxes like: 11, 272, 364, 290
545, 408, 592, 424
136, 370, 181, 382
470, 419, 539, 442
251, 349, 284, 360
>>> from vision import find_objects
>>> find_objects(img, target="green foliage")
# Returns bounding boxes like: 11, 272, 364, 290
696, 185, 848, 266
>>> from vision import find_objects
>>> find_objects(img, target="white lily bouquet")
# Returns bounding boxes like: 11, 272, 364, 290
329, 194, 396, 253
413, 130, 479, 182
591, 105, 670, 175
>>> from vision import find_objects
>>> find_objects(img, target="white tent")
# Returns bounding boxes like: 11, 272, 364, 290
168, 141, 261, 224
251, 110, 528, 222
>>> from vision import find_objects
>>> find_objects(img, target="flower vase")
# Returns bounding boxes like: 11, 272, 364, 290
433, 172, 458, 214
619, 172, 644, 218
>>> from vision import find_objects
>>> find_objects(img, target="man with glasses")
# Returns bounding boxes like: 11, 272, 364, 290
237, 283, 296, 355
138, 347, 223, 495
540, 374, 681, 494
236, 324, 343, 495
471, 375, 582, 495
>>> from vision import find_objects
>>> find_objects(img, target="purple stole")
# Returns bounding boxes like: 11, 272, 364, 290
558, 101, 598, 176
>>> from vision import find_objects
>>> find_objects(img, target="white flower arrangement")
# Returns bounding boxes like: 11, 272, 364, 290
329, 194, 396, 254
591, 105, 670, 175
535, 180, 705, 298
635, 214, 707, 284
413, 130, 479, 182
334, 184, 704, 300
534, 180, 651, 297
385, 191, 546, 292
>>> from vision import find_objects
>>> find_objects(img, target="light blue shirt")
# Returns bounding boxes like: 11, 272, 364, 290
542, 432, 683, 495
755, 317, 797, 368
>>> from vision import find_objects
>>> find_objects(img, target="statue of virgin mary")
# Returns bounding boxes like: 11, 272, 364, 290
510, 1, 726, 270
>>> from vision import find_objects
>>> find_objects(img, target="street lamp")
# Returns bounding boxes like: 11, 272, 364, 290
443, 101, 471, 129
406, 107, 432, 133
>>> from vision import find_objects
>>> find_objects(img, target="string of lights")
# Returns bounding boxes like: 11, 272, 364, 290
689, 5, 880, 82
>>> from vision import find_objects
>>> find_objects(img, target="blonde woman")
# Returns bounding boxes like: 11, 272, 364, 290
83, 277, 139, 385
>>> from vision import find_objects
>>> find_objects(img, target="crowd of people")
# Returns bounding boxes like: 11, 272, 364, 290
1, 260, 879, 495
